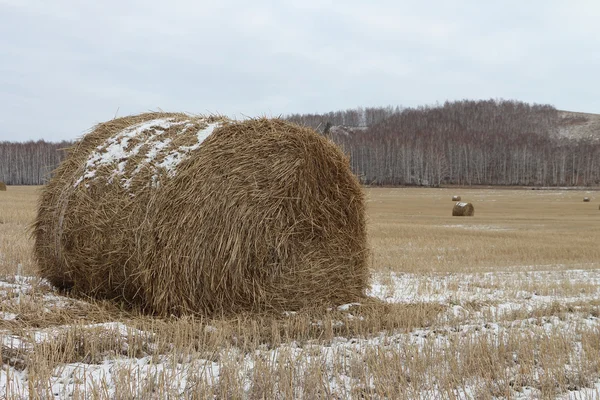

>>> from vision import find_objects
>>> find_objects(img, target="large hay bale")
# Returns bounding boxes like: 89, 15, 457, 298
451, 195, 461, 201
0, 182, 6, 191
583, 197, 591, 202
33, 112, 368, 316
452, 202, 474, 216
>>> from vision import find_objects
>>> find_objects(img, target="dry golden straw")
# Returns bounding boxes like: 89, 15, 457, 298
0, 181, 7, 191
33, 112, 368, 316
452, 202, 474, 216
451, 195, 461, 201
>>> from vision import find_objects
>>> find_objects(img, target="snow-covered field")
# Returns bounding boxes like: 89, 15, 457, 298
2, 186, 600, 399
1, 266, 600, 399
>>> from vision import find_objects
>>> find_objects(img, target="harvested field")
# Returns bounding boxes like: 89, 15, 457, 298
1, 186, 600, 398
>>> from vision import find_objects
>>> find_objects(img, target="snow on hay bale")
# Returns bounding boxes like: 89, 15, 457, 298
452, 202, 474, 216
583, 197, 591, 202
0, 182, 6, 191
451, 195, 461, 201
33, 112, 368, 316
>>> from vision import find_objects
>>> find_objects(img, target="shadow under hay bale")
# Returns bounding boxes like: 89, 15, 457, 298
0, 182, 6, 191
452, 202, 474, 216
33, 112, 368, 316
583, 197, 591, 202
452, 195, 461, 201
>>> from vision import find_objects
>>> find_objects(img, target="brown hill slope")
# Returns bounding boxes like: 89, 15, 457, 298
557, 110, 600, 141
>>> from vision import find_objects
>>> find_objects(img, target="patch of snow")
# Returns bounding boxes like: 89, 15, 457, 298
562, 381, 600, 399
337, 302, 361, 311
151, 122, 221, 182
2, 335, 28, 350
196, 122, 220, 144
204, 325, 218, 334
44, 355, 219, 398
440, 224, 512, 231
368, 268, 600, 309
31, 321, 153, 345
0, 366, 27, 399
0, 312, 17, 321
2, 268, 600, 398
74, 118, 222, 190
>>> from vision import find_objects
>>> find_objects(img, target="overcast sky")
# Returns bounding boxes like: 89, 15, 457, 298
1, 0, 599, 142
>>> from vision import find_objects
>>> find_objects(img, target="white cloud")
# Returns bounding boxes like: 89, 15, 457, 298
0, 0, 599, 141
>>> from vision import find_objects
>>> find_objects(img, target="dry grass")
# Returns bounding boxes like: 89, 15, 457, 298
368, 187, 600, 273
1, 186, 600, 398
0, 186, 39, 276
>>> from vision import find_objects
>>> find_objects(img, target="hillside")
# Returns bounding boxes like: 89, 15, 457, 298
557, 110, 600, 141
328, 109, 600, 144
318, 100, 600, 187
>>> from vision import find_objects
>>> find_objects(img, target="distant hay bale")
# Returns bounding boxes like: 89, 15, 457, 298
452, 195, 461, 201
33, 112, 368, 316
452, 202, 474, 216
583, 197, 591, 202
0, 182, 6, 191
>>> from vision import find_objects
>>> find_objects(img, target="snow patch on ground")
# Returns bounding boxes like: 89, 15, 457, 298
368, 268, 600, 308
2, 268, 600, 398
440, 224, 513, 231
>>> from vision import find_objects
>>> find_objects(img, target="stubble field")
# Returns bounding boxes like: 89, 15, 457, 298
0, 186, 600, 399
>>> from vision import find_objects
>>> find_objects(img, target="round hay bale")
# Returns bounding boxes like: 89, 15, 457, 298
583, 197, 591, 202
452, 202, 474, 216
33, 112, 368, 316
0, 182, 6, 191
451, 195, 461, 201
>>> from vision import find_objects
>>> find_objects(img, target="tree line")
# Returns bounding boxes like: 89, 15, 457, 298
286, 105, 401, 131
0, 100, 598, 187
288, 100, 600, 187
0, 141, 71, 185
